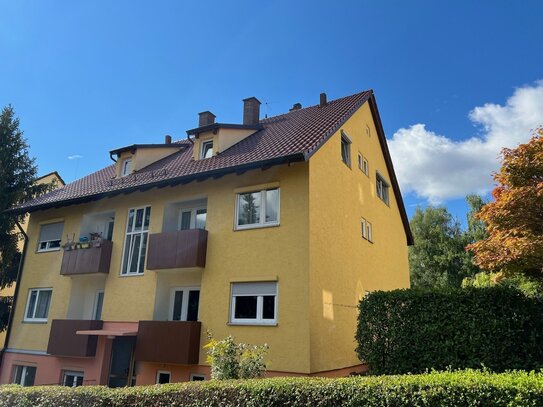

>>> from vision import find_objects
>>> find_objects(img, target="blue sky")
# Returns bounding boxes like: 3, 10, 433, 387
1, 1, 542, 224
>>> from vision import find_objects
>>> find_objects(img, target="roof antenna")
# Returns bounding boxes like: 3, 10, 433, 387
263, 99, 278, 119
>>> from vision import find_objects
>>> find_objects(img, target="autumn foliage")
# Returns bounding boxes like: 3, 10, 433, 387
468, 126, 543, 275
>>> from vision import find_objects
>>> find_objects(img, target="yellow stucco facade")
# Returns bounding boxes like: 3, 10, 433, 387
2, 96, 410, 385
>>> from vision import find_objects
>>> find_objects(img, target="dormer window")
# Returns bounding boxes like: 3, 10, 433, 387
200, 140, 214, 159
121, 158, 132, 177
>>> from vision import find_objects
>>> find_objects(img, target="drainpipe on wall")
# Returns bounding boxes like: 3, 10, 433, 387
0, 220, 29, 369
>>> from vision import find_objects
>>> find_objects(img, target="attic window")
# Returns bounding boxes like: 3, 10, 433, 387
121, 158, 132, 177
340, 131, 352, 167
200, 140, 214, 159
376, 172, 390, 205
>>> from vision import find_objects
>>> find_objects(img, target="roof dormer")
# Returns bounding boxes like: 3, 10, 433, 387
110, 135, 185, 177
187, 97, 263, 161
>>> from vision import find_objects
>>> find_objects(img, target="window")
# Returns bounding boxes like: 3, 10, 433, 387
230, 282, 277, 325
340, 130, 351, 167
200, 140, 213, 159
376, 173, 390, 205
121, 206, 151, 275
12, 365, 36, 386
121, 158, 132, 177
93, 291, 104, 320
366, 125, 371, 137
358, 154, 362, 170
24, 288, 52, 322
156, 371, 171, 384
63, 371, 84, 387
362, 157, 369, 176
235, 188, 279, 229
179, 207, 207, 230
190, 374, 206, 381
170, 287, 200, 321
361, 218, 373, 242
37, 222, 63, 252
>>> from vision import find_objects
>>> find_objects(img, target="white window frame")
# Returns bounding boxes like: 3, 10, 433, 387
12, 365, 36, 386
190, 373, 206, 381
156, 370, 171, 384
200, 140, 214, 159
376, 172, 390, 205
120, 206, 151, 276
340, 130, 352, 167
366, 125, 371, 137
169, 286, 200, 321
366, 221, 373, 243
361, 218, 368, 240
63, 370, 84, 387
230, 282, 278, 325
178, 207, 207, 230
93, 290, 104, 320
358, 153, 363, 171
120, 158, 132, 177
24, 288, 52, 322
37, 222, 63, 253
362, 157, 369, 176
234, 188, 280, 230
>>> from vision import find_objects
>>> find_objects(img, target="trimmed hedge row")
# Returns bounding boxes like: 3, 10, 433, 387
2, 370, 543, 406
356, 287, 543, 375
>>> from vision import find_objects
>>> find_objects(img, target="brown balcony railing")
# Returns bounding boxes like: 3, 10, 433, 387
47, 319, 103, 357
60, 240, 113, 276
134, 321, 201, 365
146, 229, 207, 270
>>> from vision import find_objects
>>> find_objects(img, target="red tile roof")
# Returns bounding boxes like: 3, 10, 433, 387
13, 90, 413, 244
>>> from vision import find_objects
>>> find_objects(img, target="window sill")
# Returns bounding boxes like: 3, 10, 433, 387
234, 223, 280, 232
227, 322, 278, 327
22, 320, 48, 324
119, 273, 145, 277
36, 248, 61, 253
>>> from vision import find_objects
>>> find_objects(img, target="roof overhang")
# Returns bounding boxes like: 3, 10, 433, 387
186, 123, 262, 137
109, 143, 186, 156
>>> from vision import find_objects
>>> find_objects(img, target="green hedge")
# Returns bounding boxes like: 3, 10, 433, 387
356, 287, 543, 375
2, 370, 543, 406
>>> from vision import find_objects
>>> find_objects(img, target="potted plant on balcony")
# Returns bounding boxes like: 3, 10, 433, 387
90, 232, 102, 248
79, 236, 90, 249
62, 234, 76, 251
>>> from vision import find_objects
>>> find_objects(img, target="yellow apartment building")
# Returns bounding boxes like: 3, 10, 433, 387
0, 90, 412, 387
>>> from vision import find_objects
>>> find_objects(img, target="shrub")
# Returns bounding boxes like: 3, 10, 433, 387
2, 370, 543, 406
356, 286, 543, 375
204, 334, 268, 379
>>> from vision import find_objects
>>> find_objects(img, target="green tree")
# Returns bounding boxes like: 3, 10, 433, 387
409, 198, 486, 288
0, 105, 51, 331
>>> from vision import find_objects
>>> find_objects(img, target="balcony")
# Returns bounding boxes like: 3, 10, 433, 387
60, 240, 113, 276
134, 321, 201, 364
147, 229, 208, 270
47, 319, 103, 357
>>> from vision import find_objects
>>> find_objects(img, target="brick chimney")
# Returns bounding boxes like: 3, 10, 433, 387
198, 111, 216, 127
165, 135, 172, 144
320, 93, 327, 107
242, 97, 261, 125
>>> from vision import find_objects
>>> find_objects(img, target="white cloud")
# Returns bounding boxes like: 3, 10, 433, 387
67, 154, 83, 160
388, 81, 543, 204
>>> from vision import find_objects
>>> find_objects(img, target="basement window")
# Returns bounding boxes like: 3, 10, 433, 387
156, 371, 171, 384
12, 365, 36, 386
230, 282, 277, 325
200, 140, 214, 159
63, 371, 84, 387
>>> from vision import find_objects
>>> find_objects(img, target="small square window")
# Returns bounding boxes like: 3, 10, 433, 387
190, 374, 206, 381
63, 371, 84, 387
230, 282, 277, 325
340, 131, 351, 167
200, 140, 214, 159
121, 158, 132, 177
156, 371, 171, 384
376, 173, 390, 205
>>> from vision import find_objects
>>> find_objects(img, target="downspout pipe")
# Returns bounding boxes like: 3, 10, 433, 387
0, 220, 29, 369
